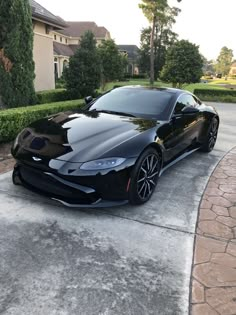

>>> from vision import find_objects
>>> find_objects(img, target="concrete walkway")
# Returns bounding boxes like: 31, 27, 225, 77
191, 147, 236, 315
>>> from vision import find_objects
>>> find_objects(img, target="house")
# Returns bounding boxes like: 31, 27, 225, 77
117, 45, 140, 76
30, 0, 67, 91
229, 62, 236, 76
30, 1, 111, 90
53, 22, 111, 79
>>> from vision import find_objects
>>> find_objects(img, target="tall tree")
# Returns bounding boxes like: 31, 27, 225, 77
139, 27, 178, 78
98, 39, 127, 90
201, 55, 215, 76
139, 0, 181, 85
161, 40, 203, 88
64, 31, 101, 99
138, 5, 179, 79
0, 0, 36, 108
215, 46, 233, 76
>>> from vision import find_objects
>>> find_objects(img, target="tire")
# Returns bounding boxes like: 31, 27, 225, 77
129, 147, 161, 205
201, 117, 219, 153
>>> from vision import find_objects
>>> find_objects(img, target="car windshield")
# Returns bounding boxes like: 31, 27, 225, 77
89, 88, 173, 119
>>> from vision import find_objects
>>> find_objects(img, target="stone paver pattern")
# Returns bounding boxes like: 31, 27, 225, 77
192, 147, 236, 315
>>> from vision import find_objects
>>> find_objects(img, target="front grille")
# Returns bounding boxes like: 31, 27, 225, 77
19, 165, 99, 204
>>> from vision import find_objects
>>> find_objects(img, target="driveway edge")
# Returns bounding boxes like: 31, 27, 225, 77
190, 147, 236, 315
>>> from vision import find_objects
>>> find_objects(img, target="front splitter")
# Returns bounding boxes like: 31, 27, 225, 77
52, 197, 128, 208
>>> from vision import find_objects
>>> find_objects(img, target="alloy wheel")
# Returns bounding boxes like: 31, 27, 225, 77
209, 119, 218, 150
137, 154, 160, 200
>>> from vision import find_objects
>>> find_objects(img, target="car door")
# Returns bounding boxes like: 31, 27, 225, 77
179, 94, 202, 146
162, 94, 199, 162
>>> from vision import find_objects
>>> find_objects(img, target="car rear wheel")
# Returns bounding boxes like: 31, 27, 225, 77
129, 148, 161, 205
201, 117, 219, 152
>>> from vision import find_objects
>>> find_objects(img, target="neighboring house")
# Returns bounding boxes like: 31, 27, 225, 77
118, 45, 140, 76
30, 0, 67, 91
53, 22, 111, 79
30, 1, 111, 90
229, 62, 236, 76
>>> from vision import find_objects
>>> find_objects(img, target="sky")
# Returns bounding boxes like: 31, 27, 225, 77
36, 0, 236, 61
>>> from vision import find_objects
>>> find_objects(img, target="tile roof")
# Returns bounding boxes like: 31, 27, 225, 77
30, 0, 66, 29
53, 42, 75, 57
58, 22, 109, 38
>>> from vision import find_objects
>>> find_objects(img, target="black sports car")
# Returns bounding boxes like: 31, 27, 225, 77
12, 86, 219, 207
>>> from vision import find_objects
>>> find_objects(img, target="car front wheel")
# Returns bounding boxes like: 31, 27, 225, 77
129, 148, 161, 205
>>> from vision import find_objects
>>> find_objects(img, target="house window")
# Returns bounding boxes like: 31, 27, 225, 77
54, 58, 59, 80
54, 35, 57, 40
60, 37, 63, 42
45, 25, 52, 34
63, 60, 69, 70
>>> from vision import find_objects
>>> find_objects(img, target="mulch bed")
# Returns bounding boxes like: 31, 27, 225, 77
0, 142, 14, 174
0, 142, 13, 160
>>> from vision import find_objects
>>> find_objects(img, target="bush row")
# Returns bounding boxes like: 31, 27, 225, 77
194, 89, 236, 97
123, 74, 147, 79
36, 88, 101, 104
194, 88, 236, 103
0, 99, 84, 143
36, 89, 71, 104
195, 94, 236, 103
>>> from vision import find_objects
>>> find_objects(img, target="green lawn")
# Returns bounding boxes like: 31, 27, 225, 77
183, 83, 228, 93
209, 79, 236, 85
102, 79, 230, 94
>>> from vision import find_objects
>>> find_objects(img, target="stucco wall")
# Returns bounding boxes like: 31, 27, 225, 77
33, 32, 55, 91
68, 38, 79, 45
34, 21, 46, 34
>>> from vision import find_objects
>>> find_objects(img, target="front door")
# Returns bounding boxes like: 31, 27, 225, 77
162, 94, 200, 162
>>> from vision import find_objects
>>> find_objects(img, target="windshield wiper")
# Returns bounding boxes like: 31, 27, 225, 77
91, 109, 135, 117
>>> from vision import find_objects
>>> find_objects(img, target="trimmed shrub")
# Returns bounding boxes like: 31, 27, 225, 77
193, 89, 236, 103
65, 31, 101, 99
37, 89, 71, 104
194, 89, 236, 97
0, 99, 84, 143
195, 94, 236, 103
124, 74, 146, 79
194, 89, 236, 102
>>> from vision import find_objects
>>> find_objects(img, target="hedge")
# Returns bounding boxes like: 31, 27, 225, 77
194, 89, 236, 97
194, 88, 236, 103
36, 89, 71, 104
0, 99, 84, 143
194, 94, 236, 103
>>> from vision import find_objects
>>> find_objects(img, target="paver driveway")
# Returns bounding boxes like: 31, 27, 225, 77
0, 102, 235, 315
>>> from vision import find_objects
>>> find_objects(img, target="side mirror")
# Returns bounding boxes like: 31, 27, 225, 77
182, 106, 199, 115
85, 96, 93, 104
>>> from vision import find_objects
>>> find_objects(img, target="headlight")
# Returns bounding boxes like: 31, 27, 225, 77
80, 157, 126, 170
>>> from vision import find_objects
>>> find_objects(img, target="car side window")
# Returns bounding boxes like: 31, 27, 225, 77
184, 95, 197, 107
174, 95, 188, 115
174, 94, 197, 115
193, 95, 202, 105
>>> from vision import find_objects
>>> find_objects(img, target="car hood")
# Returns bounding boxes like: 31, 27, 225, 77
14, 110, 158, 163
